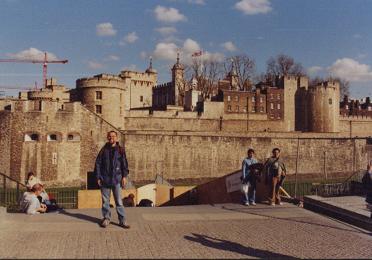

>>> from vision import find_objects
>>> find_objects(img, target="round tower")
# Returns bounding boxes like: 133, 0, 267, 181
76, 74, 126, 128
308, 80, 340, 132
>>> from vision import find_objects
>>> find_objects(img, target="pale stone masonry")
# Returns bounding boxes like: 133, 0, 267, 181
0, 56, 372, 187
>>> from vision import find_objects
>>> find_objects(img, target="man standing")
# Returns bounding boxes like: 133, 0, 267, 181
264, 148, 286, 206
241, 149, 258, 206
95, 130, 130, 228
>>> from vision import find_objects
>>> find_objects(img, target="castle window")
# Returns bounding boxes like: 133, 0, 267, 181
368, 106, 372, 111
243, 107, 247, 113
328, 98, 332, 105
252, 107, 255, 112
277, 94, 281, 100
227, 105, 231, 111
235, 96, 239, 102
96, 91, 102, 100
345, 105, 349, 109
252, 96, 256, 102
236, 106, 239, 112
47, 134, 58, 141
270, 103, 274, 110
260, 107, 264, 112
227, 96, 231, 102
140, 96, 143, 102
67, 133, 81, 142
96, 105, 102, 114
260, 97, 263, 103
270, 94, 274, 99
277, 103, 281, 110
24, 133, 39, 142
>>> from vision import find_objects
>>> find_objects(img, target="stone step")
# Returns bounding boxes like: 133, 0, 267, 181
304, 195, 372, 231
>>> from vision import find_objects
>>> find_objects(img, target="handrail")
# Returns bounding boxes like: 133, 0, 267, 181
0, 172, 26, 206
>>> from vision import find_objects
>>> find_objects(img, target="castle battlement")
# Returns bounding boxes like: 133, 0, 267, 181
0, 100, 81, 113
310, 80, 339, 90
76, 74, 125, 89
153, 82, 172, 89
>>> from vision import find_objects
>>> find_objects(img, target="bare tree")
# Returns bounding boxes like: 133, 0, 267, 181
185, 57, 223, 100
266, 54, 305, 79
224, 55, 256, 91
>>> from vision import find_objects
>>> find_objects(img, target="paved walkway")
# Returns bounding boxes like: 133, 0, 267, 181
0, 203, 371, 259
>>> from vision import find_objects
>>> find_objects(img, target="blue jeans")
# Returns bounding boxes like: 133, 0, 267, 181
101, 184, 126, 223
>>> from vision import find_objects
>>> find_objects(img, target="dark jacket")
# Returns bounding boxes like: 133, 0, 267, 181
362, 171, 372, 204
95, 142, 129, 186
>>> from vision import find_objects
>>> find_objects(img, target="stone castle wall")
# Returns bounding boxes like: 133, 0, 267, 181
1, 99, 372, 187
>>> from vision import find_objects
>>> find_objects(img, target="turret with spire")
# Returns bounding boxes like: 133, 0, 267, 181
146, 56, 157, 74
172, 52, 184, 106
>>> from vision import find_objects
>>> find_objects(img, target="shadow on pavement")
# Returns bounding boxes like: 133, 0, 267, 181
184, 233, 296, 259
219, 205, 372, 236
59, 209, 101, 226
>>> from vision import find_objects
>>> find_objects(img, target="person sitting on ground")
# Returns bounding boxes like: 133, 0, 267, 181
19, 183, 47, 215
25, 171, 42, 192
362, 161, 372, 218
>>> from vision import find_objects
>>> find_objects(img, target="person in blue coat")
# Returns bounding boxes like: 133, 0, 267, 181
95, 130, 130, 228
241, 148, 258, 206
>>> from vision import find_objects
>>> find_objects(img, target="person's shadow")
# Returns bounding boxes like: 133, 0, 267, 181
184, 233, 296, 259
59, 209, 101, 226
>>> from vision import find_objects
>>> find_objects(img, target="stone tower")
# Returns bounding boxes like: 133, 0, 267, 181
282, 76, 298, 132
308, 80, 340, 132
171, 52, 184, 106
76, 74, 126, 128
295, 76, 309, 131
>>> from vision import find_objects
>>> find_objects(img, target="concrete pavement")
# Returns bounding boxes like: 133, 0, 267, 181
0, 203, 371, 259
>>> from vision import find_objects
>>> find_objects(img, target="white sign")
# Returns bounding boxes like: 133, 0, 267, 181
225, 172, 242, 193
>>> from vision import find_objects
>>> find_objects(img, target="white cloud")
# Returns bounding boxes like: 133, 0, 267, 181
307, 66, 323, 75
88, 61, 105, 70
155, 26, 178, 36
153, 42, 179, 61
187, 0, 205, 5
328, 58, 372, 82
235, 0, 272, 15
105, 55, 120, 61
221, 41, 237, 52
152, 38, 224, 65
154, 6, 187, 23
96, 23, 117, 36
7, 47, 58, 61
120, 32, 138, 45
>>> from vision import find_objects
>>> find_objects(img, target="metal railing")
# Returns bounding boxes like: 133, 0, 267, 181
0, 172, 26, 207
0, 172, 79, 209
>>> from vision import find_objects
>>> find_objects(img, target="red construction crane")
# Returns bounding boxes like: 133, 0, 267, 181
0, 52, 68, 88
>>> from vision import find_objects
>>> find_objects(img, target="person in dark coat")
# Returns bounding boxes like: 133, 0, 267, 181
95, 130, 130, 228
362, 162, 372, 218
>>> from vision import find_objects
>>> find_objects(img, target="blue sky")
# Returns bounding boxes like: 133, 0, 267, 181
0, 0, 372, 98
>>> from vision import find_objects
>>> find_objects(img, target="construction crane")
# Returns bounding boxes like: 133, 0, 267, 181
0, 52, 68, 88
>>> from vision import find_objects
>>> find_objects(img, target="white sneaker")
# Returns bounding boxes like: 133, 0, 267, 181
278, 202, 283, 206
244, 202, 249, 206
250, 202, 256, 206
270, 202, 275, 206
